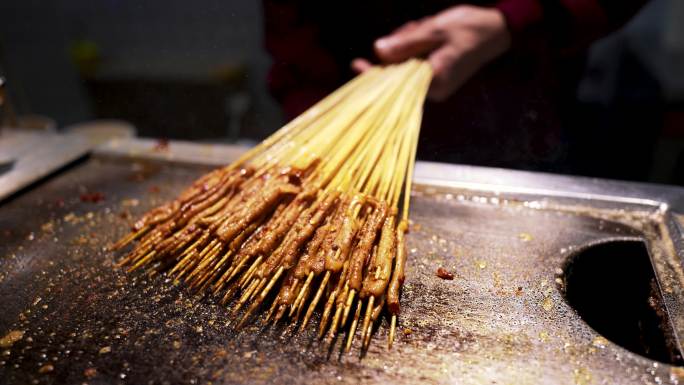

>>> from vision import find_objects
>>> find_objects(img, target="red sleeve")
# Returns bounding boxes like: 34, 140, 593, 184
496, 0, 649, 54
263, 0, 341, 120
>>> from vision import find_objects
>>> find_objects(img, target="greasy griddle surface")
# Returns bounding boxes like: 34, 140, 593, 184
0, 155, 676, 384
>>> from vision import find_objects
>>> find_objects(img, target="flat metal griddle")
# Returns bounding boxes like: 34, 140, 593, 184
2, 138, 684, 384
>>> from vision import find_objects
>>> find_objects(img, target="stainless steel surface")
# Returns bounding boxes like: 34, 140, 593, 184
2, 136, 684, 384
63, 120, 137, 146
0, 156, 13, 175
0, 131, 92, 202
98, 137, 684, 211
0, 76, 16, 127
97, 136, 249, 166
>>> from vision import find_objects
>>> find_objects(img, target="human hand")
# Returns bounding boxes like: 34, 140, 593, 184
352, 5, 511, 101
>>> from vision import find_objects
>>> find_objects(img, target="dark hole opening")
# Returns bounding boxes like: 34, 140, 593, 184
563, 240, 683, 365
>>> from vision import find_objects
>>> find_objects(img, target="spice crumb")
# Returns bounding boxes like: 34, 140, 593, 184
518, 232, 533, 242
154, 138, 170, 151
80, 192, 105, 203
0, 330, 24, 348
436, 267, 454, 280
84, 367, 98, 378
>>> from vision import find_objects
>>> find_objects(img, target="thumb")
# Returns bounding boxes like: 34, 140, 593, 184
351, 58, 373, 73
375, 19, 444, 63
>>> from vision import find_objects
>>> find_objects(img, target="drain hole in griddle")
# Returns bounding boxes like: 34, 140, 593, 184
562, 240, 683, 365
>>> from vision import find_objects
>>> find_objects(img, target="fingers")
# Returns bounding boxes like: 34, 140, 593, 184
427, 46, 458, 101
374, 19, 445, 63
427, 45, 476, 102
351, 58, 373, 74
425, 6, 510, 101
369, 5, 511, 101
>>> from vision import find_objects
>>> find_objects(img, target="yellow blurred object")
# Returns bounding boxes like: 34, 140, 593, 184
69, 39, 101, 77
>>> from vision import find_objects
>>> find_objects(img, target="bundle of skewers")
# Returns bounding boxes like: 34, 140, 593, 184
112, 59, 432, 352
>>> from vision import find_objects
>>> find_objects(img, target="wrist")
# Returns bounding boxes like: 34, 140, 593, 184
484, 8, 512, 61
495, 0, 544, 50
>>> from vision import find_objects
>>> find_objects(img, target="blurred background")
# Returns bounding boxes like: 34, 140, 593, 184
0, 0, 683, 183
0, 0, 282, 143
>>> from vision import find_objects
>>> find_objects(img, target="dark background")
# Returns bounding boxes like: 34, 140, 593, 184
0, 0, 683, 183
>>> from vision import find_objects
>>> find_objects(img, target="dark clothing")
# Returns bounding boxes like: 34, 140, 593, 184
263, 0, 647, 169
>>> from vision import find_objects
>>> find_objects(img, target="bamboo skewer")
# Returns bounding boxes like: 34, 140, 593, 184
113, 59, 432, 353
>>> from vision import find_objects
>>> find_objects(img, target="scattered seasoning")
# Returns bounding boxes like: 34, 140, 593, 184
403, 328, 413, 336
63, 212, 78, 224
515, 286, 524, 296
98, 346, 111, 354
121, 198, 139, 207
72, 235, 89, 245
38, 363, 54, 373
591, 336, 608, 349
80, 192, 105, 203
671, 367, 684, 380
148, 185, 161, 193
173, 341, 182, 350
436, 267, 454, 280
128, 173, 146, 182
153, 138, 170, 151
84, 367, 98, 378
41, 222, 55, 233
518, 232, 533, 242
0, 330, 24, 348
540, 330, 551, 341
492, 271, 503, 288
573, 367, 592, 385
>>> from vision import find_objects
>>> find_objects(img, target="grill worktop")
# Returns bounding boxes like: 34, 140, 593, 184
2, 136, 684, 384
